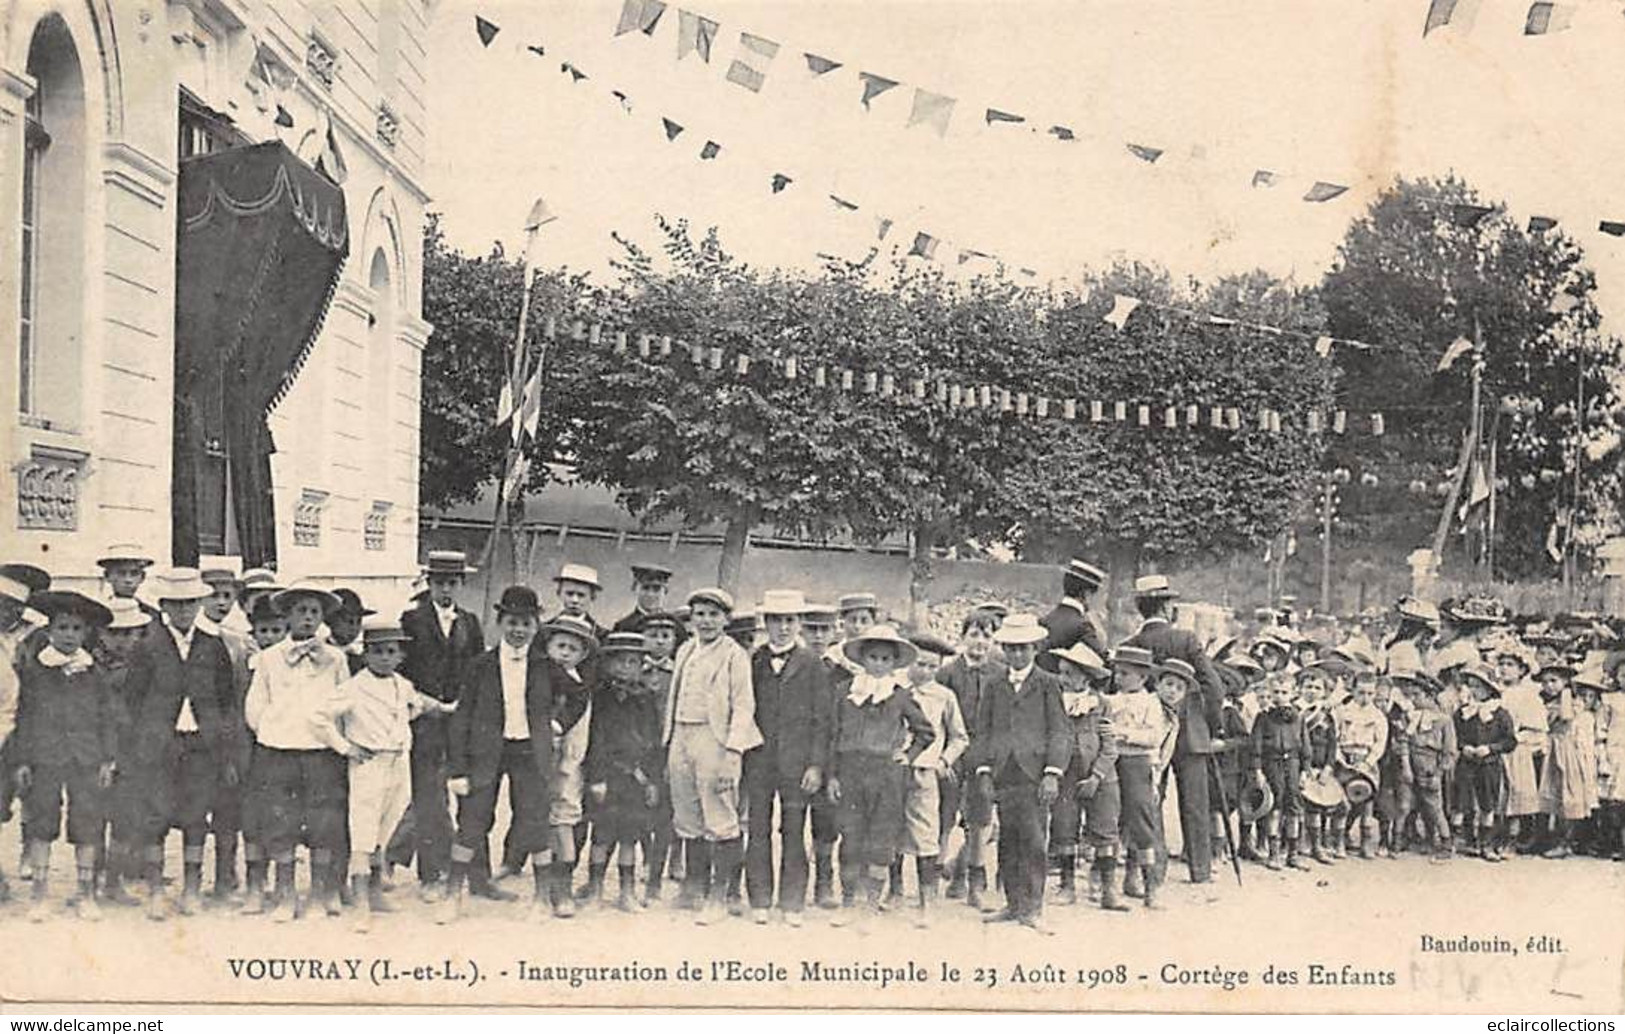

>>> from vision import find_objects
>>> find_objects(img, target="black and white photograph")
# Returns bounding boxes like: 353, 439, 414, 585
0, 0, 1623, 1017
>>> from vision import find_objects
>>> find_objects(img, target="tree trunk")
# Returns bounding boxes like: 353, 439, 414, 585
909, 521, 938, 628
717, 508, 754, 595
1102, 540, 1141, 645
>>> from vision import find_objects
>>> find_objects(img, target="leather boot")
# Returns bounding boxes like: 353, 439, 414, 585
369, 866, 394, 913
1055, 852, 1077, 905
1287, 835, 1311, 871
351, 874, 373, 932
813, 845, 838, 910
616, 866, 639, 912
582, 862, 607, 908
883, 857, 905, 910
1360, 819, 1377, 860
213, 838, 240, 904
1122, 861, 1145, 899
1265, 836, 1283, 871
1311, 827, 1333, 865
241, 861, 268, 915
1097, 860, 1130, 911
944, 856, 966, 900
179, 859, 204, 916
1142, 862, 1162, 910
967, 866, 991, 912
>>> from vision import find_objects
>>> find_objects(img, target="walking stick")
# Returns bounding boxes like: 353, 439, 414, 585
1207, 752, 1244, 886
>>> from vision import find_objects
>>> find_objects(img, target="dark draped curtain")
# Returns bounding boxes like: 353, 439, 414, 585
172, 141, 349, 567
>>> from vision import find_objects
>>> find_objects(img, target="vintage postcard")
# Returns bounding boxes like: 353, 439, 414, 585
1, 0, 1623, 1015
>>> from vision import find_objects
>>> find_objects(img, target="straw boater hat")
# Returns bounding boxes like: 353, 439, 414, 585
799, 603, 837, 625
1457, 662, 1501, 694
759, 589, 808, 616
423, 550, 477, 576
149, 567, 213, 602
1223, 651, 1264, 680
31, 590, 114, 627
542, 613, 599, 653
842, 624, 918, 667
1039, 641, 1110, 678
1574, 667, 1614, 693
360, 614, 412, 645
993, 613, 1047, 646
1395, 595, 1441, 626
837, 592, 879, 614
725, 611, 760, 636
106, 597, 152, 631
1133, 574, 1179, 600
687, 587, 734, 613
1063, 558, 1107, 592
97, 543, 154, 568
273, 579, 340, 614
629, 563, 672, 585
240, 568, 283, 594
553, 563, 602, 591
197, 555, 242, 586
1444, 595, 1509, 626
1158, 657, 1199, 687
1111, 645, 1157, 671
600, 631, 648, 655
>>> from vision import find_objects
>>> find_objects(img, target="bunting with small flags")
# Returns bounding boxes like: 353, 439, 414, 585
907, 89, 955, 136
908, 232, 939, 260
1303, 181, 1349, 203
804, 52, 842, 75
726, 32, 779, 92
859, 73, 900, 110
662, 117, 684, 141
985, 108, 1024, 125
676, 9, 719, 61
1523, 1, 1574, 34
1126, 143, 1163, 164
475, 14, 501, 47
614, 0, 667, 36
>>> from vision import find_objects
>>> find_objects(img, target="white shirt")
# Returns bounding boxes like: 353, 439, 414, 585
435, 602, 457, 639
1008, 664, 1033, 690
767, 644, 795, 675
243, 637, 349, 752
169, 620, 200, 733
500, 644, 531, 741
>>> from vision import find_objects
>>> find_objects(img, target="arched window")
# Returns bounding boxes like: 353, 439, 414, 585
366, 247, 394, 496
18, 14, 86, 430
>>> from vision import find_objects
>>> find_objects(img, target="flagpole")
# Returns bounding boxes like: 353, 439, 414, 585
1431, 314, 1484, 561
1485, 411, 1499, 578
480, 197, 557, 618
1565, 350, 1584, 605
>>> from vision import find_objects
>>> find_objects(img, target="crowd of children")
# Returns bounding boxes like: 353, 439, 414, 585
1, 546, 1622, 934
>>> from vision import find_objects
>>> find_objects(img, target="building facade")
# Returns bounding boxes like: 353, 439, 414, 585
1, 0, 431, 596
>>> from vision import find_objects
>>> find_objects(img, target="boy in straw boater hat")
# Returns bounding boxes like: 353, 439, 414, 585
970, 613, 1069, 933
330, 615, 455, 930
97, 542, 160, 625
442, 587, 559, 924
242, 580, 350, 921
1105, 646, 1169, 906
120, 568, 238, 920
1039, 558, 1108, 656
197, 557, 255, 903
396, 549, 484, 901
1453, 661, 1518, 861
742, 590, 830, 927
1038, 640, 1128, 912
827, 624, 934, 930
552, 562, 606, 635
662, 587, 759, 927
540, 612, 597, 916
582, 631, 663, 912
12, 590, 116, 921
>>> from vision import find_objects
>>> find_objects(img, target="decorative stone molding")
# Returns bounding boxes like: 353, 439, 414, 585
103, 141, 175, 209
305, 31, 339, 90
376, 102, 400, 149
365, 500, 392, 551
16, 443, 87, 531
294, 488, 330, 546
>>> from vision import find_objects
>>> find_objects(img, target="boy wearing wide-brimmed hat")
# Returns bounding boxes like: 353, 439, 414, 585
91, 598, 149, 907
196, 558, 255, 903
1039, 641, 1127, 912
120, 568, 238, 920
827, 624, 934, 929
242, 580, 351, 921
798, 602, 848, 910
1106, 646, 1170, 902
583, 631, 663, 912
552, 563, 606, 634
13, 590, 116, 921
327, 589, 375, 677
1039, 558, 1108, 656
331, 615, 454, 930
1390, 664, 1453, 861
1453, 662, 1518, 861
634, 611, 684, 905
443, 586, 560, 923
395, 549, 485, 900
969, 614, 1069, 932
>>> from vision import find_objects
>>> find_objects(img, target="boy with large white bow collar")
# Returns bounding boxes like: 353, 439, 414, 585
1453, 663, 1517, 861
969, 614, 1071, 934
12, 590, 116, 922
827, 625, 934, 929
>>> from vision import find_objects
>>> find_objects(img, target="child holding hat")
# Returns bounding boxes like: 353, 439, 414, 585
583, 632, 663, 912
827, 624, 934, 929
1250, 672, 1310, 872
242, 580, 351, 921
331, 615, 455, 929
1454, 663, 1517, 861
12, 590, 116, 921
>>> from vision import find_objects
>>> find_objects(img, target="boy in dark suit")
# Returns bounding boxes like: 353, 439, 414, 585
612, 564, 673, 632
936, 609, 1005, 909
1121, 575, 1225, 886
743, 590, 829, 927
969, 614, 1071, 934
799, 603, 848, 909
1039, 558, 1107, 656
122, 569, 237, 920
583, 632, 662, 911
397, 550, 485, 900
442, 586, 558, 923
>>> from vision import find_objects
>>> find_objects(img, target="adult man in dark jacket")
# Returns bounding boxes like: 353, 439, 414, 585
395, 551, 485, 899
742, 590, 829, 926
1121, 574, 1225, 885
1039, 558, 1108, 656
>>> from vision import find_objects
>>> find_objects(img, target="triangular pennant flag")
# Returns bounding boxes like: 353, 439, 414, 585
875, 217, 894, 240
1528, 215, 1558, 233
804, 52, 842, 75
1448, 203, 1494, 228
1048, 125, 1076, 141
475, 15, 500, 47
526, 44, 546, 58
908, 232, 938, 260
985, 108, 1024, 125
1458, 459, 1490, 522
518, 367, 544, 442
662, 117, 684, 141
958, 249, 992, 265
1600, 220, 1625, 237
1436, 335, 1474, 372
700, 140, 721, 160
1126, 143, 1163, 163
562, 62, 588, 83
725, 32, 779, 93
859, 73, 900, 110
829, 194, 858, 212
1303, 181, 1349, 202
1424, 0, 1481, 36
611, 89, 633, 113
1104, 294, 1141, 330
1251, 169, 1280, 188
770, 173, 793, 193
906, 88, 955, 136
1524, 1, 1574, 34
495, 379, 515, 427
614, 0, 666, 36
676, 9, 719, 61
1314, 336, 1334, 358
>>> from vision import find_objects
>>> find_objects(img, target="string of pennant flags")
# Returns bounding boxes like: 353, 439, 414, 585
473, 11, 1625, 256
1424, 0, 1604, 38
